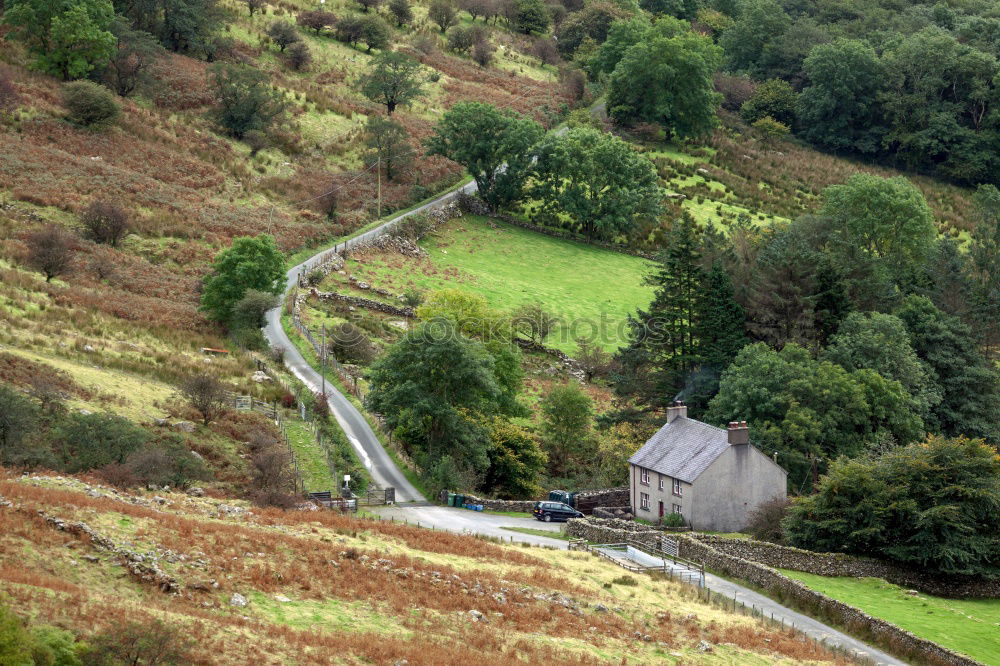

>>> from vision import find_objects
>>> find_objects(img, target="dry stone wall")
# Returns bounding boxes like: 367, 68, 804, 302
565, 518, 984, 666
692, 535, 1000, 599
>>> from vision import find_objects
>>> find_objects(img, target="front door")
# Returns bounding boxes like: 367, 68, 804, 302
658, 501, 665, 518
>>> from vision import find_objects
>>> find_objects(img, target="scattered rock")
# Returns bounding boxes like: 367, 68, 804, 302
697, 640, 713, 653
593, 603, 608, 613
274, 594, 291, 603
173, 421, 196, 433
187, 487, 205, 497
355, 281, 371, 290
230, 593, 249, 608
467, 609, 484, 622
83, 345, 95, 353
251, 370, 271, 383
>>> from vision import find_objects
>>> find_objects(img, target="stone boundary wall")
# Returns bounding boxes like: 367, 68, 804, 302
565, 519, 983, 666
591, 506, 633, 520
440, 491, 537, 513
313, 290, 414, 318
513, 338, 585, 381
575, 487, 630, 506
692, 535, 1000, 600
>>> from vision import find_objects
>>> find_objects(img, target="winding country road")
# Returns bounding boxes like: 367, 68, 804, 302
262, 180, 478, 503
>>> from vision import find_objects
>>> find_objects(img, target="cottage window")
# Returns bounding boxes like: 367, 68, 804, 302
658, 475, 664, 491
672, 503, 682, 515
672, 479, 683, 497
640, 493, 650, 511
640, 468, 649, 485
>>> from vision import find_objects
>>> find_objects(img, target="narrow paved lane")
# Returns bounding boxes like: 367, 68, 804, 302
373, 505, 568, 547
263, 180, 477, 503
379, 506, 907, 665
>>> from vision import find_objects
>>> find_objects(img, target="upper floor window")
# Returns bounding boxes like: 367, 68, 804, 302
658, 475, 664, 491
672, 479, 683, 496
640, 468, 649, 485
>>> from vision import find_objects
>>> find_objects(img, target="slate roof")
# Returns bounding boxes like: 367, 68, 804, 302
627, 417, 731, 483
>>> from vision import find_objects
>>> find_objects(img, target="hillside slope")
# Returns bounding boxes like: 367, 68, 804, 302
0, 472, 849, 665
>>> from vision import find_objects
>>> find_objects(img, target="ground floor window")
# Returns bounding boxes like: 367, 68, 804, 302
672, 504, 682, 514
640, 493, 649, 510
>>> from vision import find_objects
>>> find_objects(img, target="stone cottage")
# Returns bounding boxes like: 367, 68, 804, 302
627, 402, 787, 532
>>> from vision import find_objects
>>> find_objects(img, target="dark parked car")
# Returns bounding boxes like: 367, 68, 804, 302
532, 501, 583, 522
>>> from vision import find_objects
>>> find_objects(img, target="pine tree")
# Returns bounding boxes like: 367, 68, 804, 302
687, 261, 748, 412
615, 214, 704, 411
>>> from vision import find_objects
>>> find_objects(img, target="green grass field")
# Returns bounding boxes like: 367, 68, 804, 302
330, 216, 655, 352
779, 570, 1000, 664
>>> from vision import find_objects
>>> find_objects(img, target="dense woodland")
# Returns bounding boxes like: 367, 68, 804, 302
0, 0, 998, 586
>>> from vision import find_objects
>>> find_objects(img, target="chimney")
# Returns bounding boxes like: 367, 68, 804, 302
728, 421, 749, 445
666, 401, 687, 423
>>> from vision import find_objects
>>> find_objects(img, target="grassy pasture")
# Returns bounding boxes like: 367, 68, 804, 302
779, 570, 1000, 665
324, 215, 654, 352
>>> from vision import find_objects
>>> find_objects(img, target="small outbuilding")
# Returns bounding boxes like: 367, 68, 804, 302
628, 402, 787, 532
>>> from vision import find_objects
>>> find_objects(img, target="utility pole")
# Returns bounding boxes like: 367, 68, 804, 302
320, 323, 326, 398
376, 155, 381, 219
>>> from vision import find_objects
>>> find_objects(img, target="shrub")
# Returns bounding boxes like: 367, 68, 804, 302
231, 289, 279, 330
659, 511, 685, 527
532, 37, 560, 65
714, 72, 756, 111
53, 412, 151, 473
87, 619, 193, 666
280, 392, 296, 409
178, 374, 228, 426
250, 444, 298, 507
313, 391, 331, 420
121, 437, 211, 489
328, 322, 377, 363
358, 0, 384, 11
428, 0, 459, 33
745, 496, 791, 543
230, 326, 267, 351
244, 129, 268, 156
30, 625, 82, 666
359, 15, 391, 52
0, 600, 33, 665
388, 0, 414, 26
62, 81, 120, 129
335, 16, 366, 45
267, 21, 301, 51
80, 200, 130, 247
297, 10, 336, 33
0, 383, 40, 468
286, 41, 312, 71
611, 575, 637, 586
752, 115, 790, 143
472, 39, 495, 66
401, 288, 425, 308
447, 25, 486, 53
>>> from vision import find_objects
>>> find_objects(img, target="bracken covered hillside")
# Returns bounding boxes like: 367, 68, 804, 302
0, 473, 850, 665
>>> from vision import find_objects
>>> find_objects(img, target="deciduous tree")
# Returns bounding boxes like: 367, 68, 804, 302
539, 382, 593, 477
25, 225, 75, 283
359, 51, 424, 113
365, 115, 412, 181
606, 28, 722, 139
531, 127, 662, 241
426, 101, 544, 209
179, 374, 228, 426
209, 63, 288, 139
200, 234, 285, 323
4, 0, 115, 80
428, 0, 459, 33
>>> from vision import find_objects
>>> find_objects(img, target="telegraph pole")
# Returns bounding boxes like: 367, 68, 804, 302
376, 155, 381, 219
320, 323, 326, 398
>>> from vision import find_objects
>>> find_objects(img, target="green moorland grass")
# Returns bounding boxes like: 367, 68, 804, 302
779, 570, 1000, 664
330, 215, 655, 352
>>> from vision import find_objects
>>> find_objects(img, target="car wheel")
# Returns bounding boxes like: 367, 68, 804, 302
543, 514, 552, 522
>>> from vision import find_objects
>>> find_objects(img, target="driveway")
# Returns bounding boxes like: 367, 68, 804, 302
379, 505, 906, 665
373, 505, 569, 547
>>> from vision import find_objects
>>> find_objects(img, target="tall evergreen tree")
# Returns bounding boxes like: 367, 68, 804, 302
615, 214, 704, 411
970, 185, 1000, 356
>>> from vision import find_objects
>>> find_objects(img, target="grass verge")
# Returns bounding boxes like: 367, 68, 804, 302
501, 526, 572, 541
779, 570, 1000, 665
